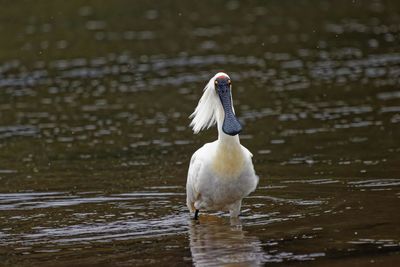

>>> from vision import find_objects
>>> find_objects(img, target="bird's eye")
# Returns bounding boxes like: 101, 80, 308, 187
214, 80, 218, 85
228, 80, 231, 86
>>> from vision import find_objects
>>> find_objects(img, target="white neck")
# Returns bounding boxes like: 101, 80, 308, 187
216, 108, 241, 146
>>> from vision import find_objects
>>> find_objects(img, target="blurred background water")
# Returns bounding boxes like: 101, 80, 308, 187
0, 0, 399, 266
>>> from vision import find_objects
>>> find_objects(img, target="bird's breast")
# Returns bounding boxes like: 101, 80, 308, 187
211, 144, 245, 179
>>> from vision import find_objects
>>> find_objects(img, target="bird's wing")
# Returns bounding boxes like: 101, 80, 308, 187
186, 152, 203, 212
241, 145, 259, 193
241, 145, 253, 158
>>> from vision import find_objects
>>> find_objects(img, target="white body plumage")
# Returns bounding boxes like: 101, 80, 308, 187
186, 72, 259, 218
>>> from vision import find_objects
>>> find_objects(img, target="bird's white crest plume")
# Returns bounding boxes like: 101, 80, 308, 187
189, 72, 230, 134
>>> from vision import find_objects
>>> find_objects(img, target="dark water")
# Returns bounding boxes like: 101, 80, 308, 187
1, 0, 400, 266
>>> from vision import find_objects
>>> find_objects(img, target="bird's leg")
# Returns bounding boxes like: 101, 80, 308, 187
229, 200, 242, 218
194, 209, 199, 220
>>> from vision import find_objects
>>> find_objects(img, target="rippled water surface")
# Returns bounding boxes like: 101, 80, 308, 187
1, 0, 400, 266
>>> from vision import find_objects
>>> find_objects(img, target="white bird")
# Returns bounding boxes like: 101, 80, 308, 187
186, 72, 259, 219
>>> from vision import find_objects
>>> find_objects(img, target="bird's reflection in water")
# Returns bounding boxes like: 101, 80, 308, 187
188, 215, 265, 267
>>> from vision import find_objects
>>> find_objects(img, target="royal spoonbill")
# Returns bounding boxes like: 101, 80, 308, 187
186, 72, 259, 219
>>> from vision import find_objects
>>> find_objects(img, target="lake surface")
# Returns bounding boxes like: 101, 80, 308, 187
0, 0, 400, 266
